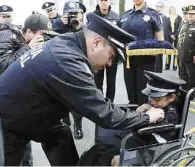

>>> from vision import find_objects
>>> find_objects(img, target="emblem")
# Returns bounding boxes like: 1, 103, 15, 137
189, 5, 193, 10
69, 2, 76, 8
120, 18, 128, 23
2, 5, 8, 11
45, 3, 49, 7
143, 15, 151, 22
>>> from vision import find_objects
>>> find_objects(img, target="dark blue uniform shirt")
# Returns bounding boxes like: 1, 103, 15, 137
118, 3, 163, 64
118, 3, 162, 40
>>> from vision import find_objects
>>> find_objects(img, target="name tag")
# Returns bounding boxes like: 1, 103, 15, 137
120, 18, 128, 23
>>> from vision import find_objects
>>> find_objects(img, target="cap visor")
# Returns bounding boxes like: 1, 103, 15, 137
142, 87, 168, 98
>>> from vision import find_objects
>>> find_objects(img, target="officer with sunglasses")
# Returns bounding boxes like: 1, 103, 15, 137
0, 5, 13, 23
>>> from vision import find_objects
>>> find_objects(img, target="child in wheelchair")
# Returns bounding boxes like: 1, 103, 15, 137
78, 71, 186, 166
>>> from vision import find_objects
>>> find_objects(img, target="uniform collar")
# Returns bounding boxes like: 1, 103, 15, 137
95, 5, 111, 16
130, 2, 148, 14
75, 30, 87, 56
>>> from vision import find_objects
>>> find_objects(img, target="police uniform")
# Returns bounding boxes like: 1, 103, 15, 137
50, 1, 86, 34
78, 70, 186, 166
178, 5, 195, 90
118, 3, 163, 105
0, 5, 13, 15
0, 13, 151, 166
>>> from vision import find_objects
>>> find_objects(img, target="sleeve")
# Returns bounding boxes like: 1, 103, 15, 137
0, 33, 30, 73
44, 57, 150, 130
152, 12, 163, 33
50, 18, 69, 33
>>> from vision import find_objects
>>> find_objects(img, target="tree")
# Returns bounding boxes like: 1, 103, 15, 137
119, 0, 125, 15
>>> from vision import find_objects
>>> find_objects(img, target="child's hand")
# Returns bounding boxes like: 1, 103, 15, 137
111, 155, 119, 167
136, 104, 152, 113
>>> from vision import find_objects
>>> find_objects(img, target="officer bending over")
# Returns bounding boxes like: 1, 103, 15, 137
0, 13, 164, 166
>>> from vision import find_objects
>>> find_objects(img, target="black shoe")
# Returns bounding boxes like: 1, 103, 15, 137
173, 67, 177, 71
74, 120, 83, 139
21, 160, 33, 166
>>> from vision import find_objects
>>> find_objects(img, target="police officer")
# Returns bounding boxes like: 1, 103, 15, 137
0, 5, 13, 23
42, 1, 61, 20
51, 0, 86, 34
0, 13, 164, 166
93, 0, 119, 102
178, 5, 195, 90
118, 0, 164, 105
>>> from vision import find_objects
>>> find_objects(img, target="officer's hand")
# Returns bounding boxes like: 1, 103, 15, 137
146, 107, 165, 123
171, 35, 176, 40
61, 15, 68, 25
136, 104, 152, 113
28, 35, 44, 48
111, 155, 119, 167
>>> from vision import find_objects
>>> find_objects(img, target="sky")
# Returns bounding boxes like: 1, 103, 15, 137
0, 0, 195, 25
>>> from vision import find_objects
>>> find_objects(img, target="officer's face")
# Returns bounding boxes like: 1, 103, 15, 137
183, 13, 189, 21
151, 94, 176, 109
133, 0, 144, 5
0, 14, 12, 23
169, 6, 176, 15
188, 13, 195, 22
88, 37, 115, 73
155, 2, 164, 13
98, 0, 110, 10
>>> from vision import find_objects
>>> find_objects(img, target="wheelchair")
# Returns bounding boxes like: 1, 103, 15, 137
94, 88, 195, 166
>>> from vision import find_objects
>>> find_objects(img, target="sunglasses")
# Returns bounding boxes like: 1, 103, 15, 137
100, 0, 108, 1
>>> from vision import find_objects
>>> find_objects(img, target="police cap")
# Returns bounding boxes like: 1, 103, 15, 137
86, 12, 136, 62
142, 71, 186, 98
182, 6, 189, 14
63, 1, 86, 14
42, 2, 55, 13
0, 5, 13, 15
188, 5, 195, 14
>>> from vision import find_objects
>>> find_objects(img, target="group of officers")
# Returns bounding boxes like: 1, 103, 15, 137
0, 0, 194, 166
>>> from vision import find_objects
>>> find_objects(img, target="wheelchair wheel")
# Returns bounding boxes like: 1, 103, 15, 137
153, 147, 195, 166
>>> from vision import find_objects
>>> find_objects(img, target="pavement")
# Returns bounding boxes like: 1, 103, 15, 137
31, 62, 195, 166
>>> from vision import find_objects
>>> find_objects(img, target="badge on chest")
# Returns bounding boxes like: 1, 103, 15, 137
143, 15, 151, 22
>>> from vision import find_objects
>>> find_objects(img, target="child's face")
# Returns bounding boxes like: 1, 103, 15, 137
151, 94, 176, 108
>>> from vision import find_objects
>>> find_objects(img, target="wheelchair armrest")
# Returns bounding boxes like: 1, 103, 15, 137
137, 124, 182, 135
118, 104, 139, 110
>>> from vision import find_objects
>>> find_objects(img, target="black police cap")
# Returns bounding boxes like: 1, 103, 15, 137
142, 71, 186, 98
42, 2, 55, 10
188, 5, 195, 14
182, 6, 189, 14
63, 1, 86, 14
0, 5, 13, 14
86, 12, 136, 62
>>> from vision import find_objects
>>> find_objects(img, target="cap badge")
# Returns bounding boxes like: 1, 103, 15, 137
45, 3, 49, 7
189, 5, 193, 10
2, 5, 8, 11
143, 15, 151, 22
69, 2, 76, 8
